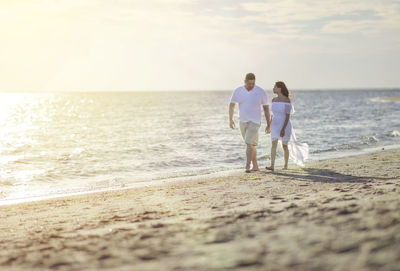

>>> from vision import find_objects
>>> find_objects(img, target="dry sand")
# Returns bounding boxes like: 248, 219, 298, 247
1, 149, 399, 271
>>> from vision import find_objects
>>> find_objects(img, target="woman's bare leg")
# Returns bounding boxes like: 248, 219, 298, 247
282, 143, 289, 169
266, 140, 278, 171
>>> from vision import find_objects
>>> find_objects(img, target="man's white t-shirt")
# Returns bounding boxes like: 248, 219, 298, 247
230, 85, 269, 124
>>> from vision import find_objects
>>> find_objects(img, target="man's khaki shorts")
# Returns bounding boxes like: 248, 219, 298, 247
239, 121, 261, 146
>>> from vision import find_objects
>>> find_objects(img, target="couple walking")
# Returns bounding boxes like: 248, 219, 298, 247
229, 73, 308, 173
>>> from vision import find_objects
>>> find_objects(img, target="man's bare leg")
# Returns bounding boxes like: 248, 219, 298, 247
245, 144, 253, 173
250, 145, 259, 171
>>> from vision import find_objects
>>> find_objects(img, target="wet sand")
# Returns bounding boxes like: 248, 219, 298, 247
1, 149, 399, 271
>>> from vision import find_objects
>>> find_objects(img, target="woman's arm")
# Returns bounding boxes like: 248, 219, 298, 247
280, 113, 290, 137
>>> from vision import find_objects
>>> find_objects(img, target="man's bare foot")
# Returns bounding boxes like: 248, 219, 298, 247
282, 166, 288, 170
245, 169, 251, 173
250, 168, 259, 172
265, 166, 274, 171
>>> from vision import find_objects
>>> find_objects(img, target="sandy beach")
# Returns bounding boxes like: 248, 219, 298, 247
1, 149, 399, 271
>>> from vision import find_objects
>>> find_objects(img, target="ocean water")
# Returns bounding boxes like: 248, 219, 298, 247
0, 89, 399, 203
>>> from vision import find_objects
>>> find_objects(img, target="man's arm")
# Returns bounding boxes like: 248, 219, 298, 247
263, 105, 271, 134
229, 103, 236, 129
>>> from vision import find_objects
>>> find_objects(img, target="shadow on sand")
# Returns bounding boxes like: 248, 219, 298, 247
263, 167, 392, 183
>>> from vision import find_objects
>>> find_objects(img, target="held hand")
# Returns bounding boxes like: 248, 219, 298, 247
280, 129, 285, 137
229, 120, 236, 129
265, 125, 271, 134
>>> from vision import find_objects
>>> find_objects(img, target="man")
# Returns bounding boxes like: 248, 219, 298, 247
229, 73, 271, 173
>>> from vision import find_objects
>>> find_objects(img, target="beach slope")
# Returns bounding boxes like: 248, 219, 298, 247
1, 149, 399, 271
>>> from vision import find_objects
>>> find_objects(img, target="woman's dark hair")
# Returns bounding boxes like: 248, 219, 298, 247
275, 81, 290, 98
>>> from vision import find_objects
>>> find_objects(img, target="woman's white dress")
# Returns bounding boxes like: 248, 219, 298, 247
271, 102, 309, 166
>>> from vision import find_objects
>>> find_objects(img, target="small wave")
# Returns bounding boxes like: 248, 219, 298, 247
72, 147, 85, 154
0, 155, 25, 165
312, 143, 364, 154
56, 148, 87, 161
0, 191, 10, 200
125, 147, 143, 153
388, 130, 400, 137
222, 157, 242, 163
312, 147, 338, 153
360, 135, 379, 142
344, 144, 362, 150
56, 154, 72, 161
0, 179, 14, 186
149, 158, 205, 168
147, 144, 174, 153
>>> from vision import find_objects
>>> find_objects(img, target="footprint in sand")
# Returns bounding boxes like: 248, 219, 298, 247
205, 230, 235, 244
322, 197, 336, 204
337, 208, 358, 215
285, 203, 298, 210
236, 213, 249, 220
139, 234, 154, 240
337, 195, 358, 201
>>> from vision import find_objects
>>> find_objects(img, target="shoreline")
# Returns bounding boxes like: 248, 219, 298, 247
1, 143, 400, 207
1, 147, 399, 270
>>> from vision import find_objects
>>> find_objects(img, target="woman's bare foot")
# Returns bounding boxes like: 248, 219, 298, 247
282, 166, 288, 170
245, 169, 251, 173
265, 166, 274, 171
250, 168, 259, 172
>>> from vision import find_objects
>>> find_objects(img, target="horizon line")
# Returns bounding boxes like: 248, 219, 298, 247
1, 87, 400, 93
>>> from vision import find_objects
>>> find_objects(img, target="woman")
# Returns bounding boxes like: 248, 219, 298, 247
265, 81, 308, 171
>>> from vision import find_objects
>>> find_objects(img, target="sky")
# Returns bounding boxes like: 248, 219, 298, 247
0, 0, 399, 91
